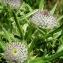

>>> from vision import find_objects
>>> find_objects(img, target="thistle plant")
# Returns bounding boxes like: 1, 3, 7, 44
4, 42, 28, 63
0, 0, 63, 63
28, 0, 63, 30
1, 0, 23, 9
30, 10, 59, 29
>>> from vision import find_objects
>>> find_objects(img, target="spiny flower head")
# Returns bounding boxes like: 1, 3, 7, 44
4, 42, 28, 63
30, 10, 59, 29
1, 0, 23, 9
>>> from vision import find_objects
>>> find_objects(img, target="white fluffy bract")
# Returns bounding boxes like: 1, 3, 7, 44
1, 0, 23, 9
4, 42, 28, 63
30, 10, 58, 29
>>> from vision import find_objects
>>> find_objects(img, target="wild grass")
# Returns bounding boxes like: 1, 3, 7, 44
0, 0, 63, 63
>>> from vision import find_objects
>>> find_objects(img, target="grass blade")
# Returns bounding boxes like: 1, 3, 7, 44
50, 2, 57, 15
57, 15, 63, 21
39, 0, 44, 11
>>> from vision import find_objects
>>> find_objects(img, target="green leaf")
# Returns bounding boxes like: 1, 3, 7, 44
50, 2, 57, 15
21, 9, 38, 20
25, 3, 33, 12
0, 41, 5, 52
39, 0, 44, 11
53, 30, 62, 39
57, 45, 63, 53
59, 36, 63, 44
49, 50, 63, 61
57, 15, 63, 21
12, 10, 24, 39
22, 23, 28, 36
29, 57, 48, 63
2, 27, 11, 42
47, 24, 63, 38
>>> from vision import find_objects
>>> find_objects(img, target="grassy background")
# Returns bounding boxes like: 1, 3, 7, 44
0, 0, 63, 63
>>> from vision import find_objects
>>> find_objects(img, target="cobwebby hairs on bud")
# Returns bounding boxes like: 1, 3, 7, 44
4, 42, 28, 63
30, 10, 59, 29
1, 0, 23, 9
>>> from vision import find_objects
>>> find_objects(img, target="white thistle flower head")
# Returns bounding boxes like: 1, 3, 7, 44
4, 42, 28, 63
30, 10, 59, 29
1, 0, 23, 9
